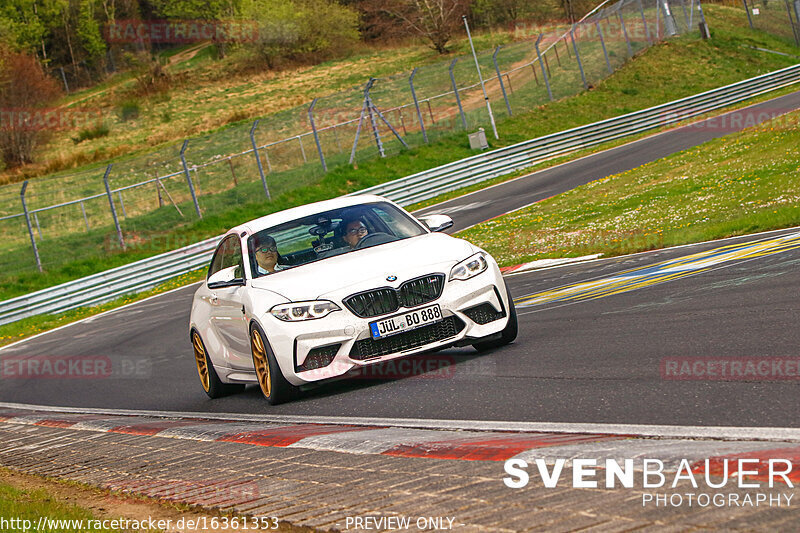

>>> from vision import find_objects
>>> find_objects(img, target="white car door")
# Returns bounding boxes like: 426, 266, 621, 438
207, 236, 252, 368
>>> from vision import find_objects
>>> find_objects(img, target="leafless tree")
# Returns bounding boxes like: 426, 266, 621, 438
381, 0, 470, 53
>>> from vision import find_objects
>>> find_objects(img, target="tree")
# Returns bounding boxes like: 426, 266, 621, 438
0, 48, 63, 168
77, 0, 107, 69
149, 0, 242, 57
240, 0, 359, 68
380, 0, 469, 54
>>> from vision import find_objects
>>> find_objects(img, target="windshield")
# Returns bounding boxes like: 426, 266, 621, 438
248, 202, 426, 278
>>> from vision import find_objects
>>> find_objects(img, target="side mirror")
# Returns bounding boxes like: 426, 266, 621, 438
208, 265, 245, 288
418, 214, 454, 233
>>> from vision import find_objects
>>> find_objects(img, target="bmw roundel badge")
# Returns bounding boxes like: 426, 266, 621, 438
386, 275, 397, 282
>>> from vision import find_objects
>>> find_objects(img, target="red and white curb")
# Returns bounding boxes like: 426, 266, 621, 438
2, 405, 799, 482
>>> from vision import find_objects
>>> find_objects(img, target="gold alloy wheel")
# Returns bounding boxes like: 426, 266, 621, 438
192, 332, 210, 392
251, 329, 272, 398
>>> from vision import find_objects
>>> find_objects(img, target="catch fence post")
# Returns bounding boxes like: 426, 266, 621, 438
570, 26, 588, 89
409, 68, 429, 143
535, 35, 554, 101
103, 164, 126, 251
249, 121, 271, 200
180, 140, 203, 216
493, 46, 512, 116
20, 181, 43, 272
308, 98, 327, 172
449, 59, 468, 129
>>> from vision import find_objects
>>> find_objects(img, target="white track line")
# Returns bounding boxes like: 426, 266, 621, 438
1, 402, 798, 442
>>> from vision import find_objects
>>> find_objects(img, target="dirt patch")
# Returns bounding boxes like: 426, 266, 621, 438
0, 466, 317, 533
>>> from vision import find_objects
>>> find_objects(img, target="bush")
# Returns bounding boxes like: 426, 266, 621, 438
118, 99, 141, 122
241, 0, 360, 68
73, 123, 110, 144
0, 48, 62, 168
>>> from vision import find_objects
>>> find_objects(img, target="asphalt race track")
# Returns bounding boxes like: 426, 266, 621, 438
2, 91, 800, 428
415, 89, 800, 231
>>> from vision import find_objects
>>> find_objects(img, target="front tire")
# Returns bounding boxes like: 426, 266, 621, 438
250, 322, 299, 405
191, 330, 245, 398
472, 288, 518, 352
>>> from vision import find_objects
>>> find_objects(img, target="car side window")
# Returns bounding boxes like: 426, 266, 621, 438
207, 236, 244, 281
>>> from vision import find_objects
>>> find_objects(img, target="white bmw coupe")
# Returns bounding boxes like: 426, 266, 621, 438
189, 194, 516, 404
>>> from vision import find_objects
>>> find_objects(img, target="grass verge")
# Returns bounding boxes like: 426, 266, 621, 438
459, 109, 800, 265
0, 466, 312, 532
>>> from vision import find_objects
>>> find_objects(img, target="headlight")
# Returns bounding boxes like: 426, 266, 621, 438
270, 300, 341, 321
449, 252, 488, 281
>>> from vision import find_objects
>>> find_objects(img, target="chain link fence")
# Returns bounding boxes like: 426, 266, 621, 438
0, 0, 697, 281
742, 0, 800, 45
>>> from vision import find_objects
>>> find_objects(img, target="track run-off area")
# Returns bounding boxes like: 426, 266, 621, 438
2, 90, 800, 430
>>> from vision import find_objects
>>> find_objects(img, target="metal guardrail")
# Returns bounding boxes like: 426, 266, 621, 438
1, 64, 799, 326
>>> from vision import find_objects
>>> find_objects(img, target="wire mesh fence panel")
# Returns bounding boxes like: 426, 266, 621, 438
748, 0, 800, 45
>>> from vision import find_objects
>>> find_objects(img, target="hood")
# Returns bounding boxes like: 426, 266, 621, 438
249, 233, 477, 302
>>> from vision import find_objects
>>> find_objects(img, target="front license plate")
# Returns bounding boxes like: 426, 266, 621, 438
369, 304, 442, 339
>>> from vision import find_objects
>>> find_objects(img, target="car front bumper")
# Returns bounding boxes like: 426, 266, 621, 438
261, 262, 511, 386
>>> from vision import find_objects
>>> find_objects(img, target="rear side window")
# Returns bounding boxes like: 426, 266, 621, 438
207, 235, 243, 280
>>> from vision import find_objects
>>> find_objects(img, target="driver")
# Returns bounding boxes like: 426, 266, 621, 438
254, 235, 282, 275
342, 218, 368, 248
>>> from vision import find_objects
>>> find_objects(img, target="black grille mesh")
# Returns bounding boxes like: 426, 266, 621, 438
343, 289, 398, 318
350, 316, 465, 360
398, 274, 445, 308
343, 274, 445, 318
296, 344, 340, 372
463, 303, 506, 325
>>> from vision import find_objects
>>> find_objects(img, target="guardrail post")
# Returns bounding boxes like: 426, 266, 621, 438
102, 164, 126, 252
180, 140, 203, 217
596, 21, 613, 73
20, 181, 43, 272
308, 98, 327, 172
535, 34, 554, 101
449, 59, 468, 129
570, 26, 588, 89
249, 121, 271, 200
409, 68, 429, 143
619, 11, 633, 57
493, 46, 512, 116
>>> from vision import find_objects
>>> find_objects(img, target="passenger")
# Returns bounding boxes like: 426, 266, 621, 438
342, 218, 369, 249
254, 235, 282, 275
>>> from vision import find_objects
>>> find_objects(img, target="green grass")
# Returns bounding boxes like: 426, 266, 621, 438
0, 481, 129, 532
458, 109, 800, 265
